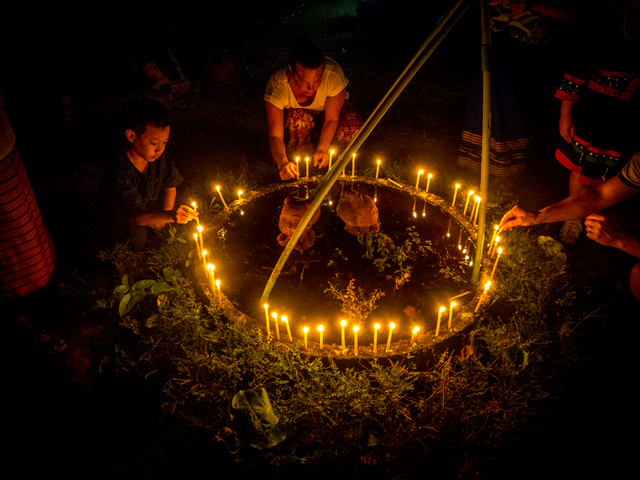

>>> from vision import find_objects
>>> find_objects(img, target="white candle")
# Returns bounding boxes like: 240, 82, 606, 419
305, 157, 309, 178
416, 169, 424, 189
452, 184, 460, 207
202, 250, 208, 277
353, 326, 359, 355
491, 236, 501, 259
351, 153, 356, 177
196, 225, 205, 253
215, 186, 228, 209
473, 197, 481, 227
318, 325, 324, 349
341, 320, 347, 351
490, 247, 502, 281
448, 301, 457, 330
475, 281, 492, 313
193, 233, 202, 258
207, 264, 215, 293
488, 224, 499, 251
215, 279, 221, 302
237, 190, 243, 201
375, 159, 381, 179
463, 190, 474, 216
426, 173, 432, 193
386, 322, 395, 352
435, 306, 445, 336
303, 327, 308, 350
374, 323, 380, 353
329, 150, 334, 170
272, 312, 280, 341
191, 201, 200, 225
410, 326, 420, 345
263, 304, 270, 337
469, 196, 479, 221
282, 315, 292, 342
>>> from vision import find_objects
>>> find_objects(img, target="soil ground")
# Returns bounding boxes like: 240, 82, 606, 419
4, 1, 638, 478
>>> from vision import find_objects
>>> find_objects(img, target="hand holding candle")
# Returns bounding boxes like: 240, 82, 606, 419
191, 202, 200, 225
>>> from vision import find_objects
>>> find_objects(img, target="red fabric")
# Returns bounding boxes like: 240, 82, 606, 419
0, 147, 55, 298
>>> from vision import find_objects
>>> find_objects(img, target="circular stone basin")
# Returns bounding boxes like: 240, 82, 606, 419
208, 177, 480, 353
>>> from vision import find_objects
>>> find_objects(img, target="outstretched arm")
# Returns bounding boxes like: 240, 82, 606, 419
313, 88, 346, 168
500, 176, 638, 230
265, 101, 299, 180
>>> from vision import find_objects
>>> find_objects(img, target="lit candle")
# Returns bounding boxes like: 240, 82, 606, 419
351, 153, 356, 177
202, 250, 208, 277
475, 281, 492, 313
410, 326, 420, 345
416, 169, 424, 189
207, 264, 215, 293
215, 279, 221, 302
468, 196, 478, 221
272, 312, 280, 341
282, 315, 292, 342
375, 159, 381, 179
318, 325, 324, 349
353, 326, 359, 355
215, 186, 228, 209
452, 184, 460, 207
386, 322, 395, 352
463, 190, 474, 216
296, 156, 300, 173
191, 201, 200, 225
193, 233, 202, 258
490, 247, 502, 280
491, 236, 501, 259
426, 173, 432, 193
374, 323, 380, 353
435, 306, 445, 336
197, 225, 204, 253
341, 320, 347, 351
237, 190, 243, 201
448, 301, 457, 330
446, 217, 452, 238
263, 304, 271, 337
488, 224, 499, 251
303, 327, 308, 350
305, 157, 309, 178
329, 150, 334, 170
473, 197, 481, 227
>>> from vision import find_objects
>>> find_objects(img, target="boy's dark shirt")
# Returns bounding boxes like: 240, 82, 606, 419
97, 150, 183, 249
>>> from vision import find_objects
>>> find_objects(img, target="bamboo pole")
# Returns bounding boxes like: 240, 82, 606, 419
471, 0, 491, 285
260, 0, 477, 305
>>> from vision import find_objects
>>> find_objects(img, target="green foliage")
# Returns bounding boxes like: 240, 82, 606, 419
324, 278, 384, 327
95, 219, 586, 477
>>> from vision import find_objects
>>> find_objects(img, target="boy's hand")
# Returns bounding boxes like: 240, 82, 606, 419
175, 204, 198, 224
499, 205, 536, 230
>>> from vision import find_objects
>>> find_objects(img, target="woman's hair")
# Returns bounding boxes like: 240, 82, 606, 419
124, 99, 170, 136
288, 37, 325, 73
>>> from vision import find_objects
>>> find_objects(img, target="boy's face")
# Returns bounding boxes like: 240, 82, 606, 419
126, 124, 170, 162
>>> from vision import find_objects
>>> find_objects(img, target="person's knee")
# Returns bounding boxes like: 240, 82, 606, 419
630, 262, 640, 301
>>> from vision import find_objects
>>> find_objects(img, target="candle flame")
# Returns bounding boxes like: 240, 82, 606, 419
303, 327, 309, 333
374, 323, 380, 330
215, 279, 220, 288
216, 185, 221, 191
498, 247, 502, 255
484, 281, 491, 291
341, 320, 347, 328
354, 326, 359, 332
389, 322, 395, 329
468, 190, 474, 196
207, 264, 214, 272
418, 169, 424, 174
281, 316, 288, 323
272, 312, 278, 319
377, 159, 381, 165
450, 301, 457, 308
197, 225, 203, 233
264, 303, 268, 310
318, 325, 324, 332
413, 326, 420, 333
439, 306, 446, 313
202, 250, 207, 257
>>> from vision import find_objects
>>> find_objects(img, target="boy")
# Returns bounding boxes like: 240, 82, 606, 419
97, 99, 197, 250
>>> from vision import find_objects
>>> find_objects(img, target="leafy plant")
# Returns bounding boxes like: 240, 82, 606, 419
324, 278, 385, 328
